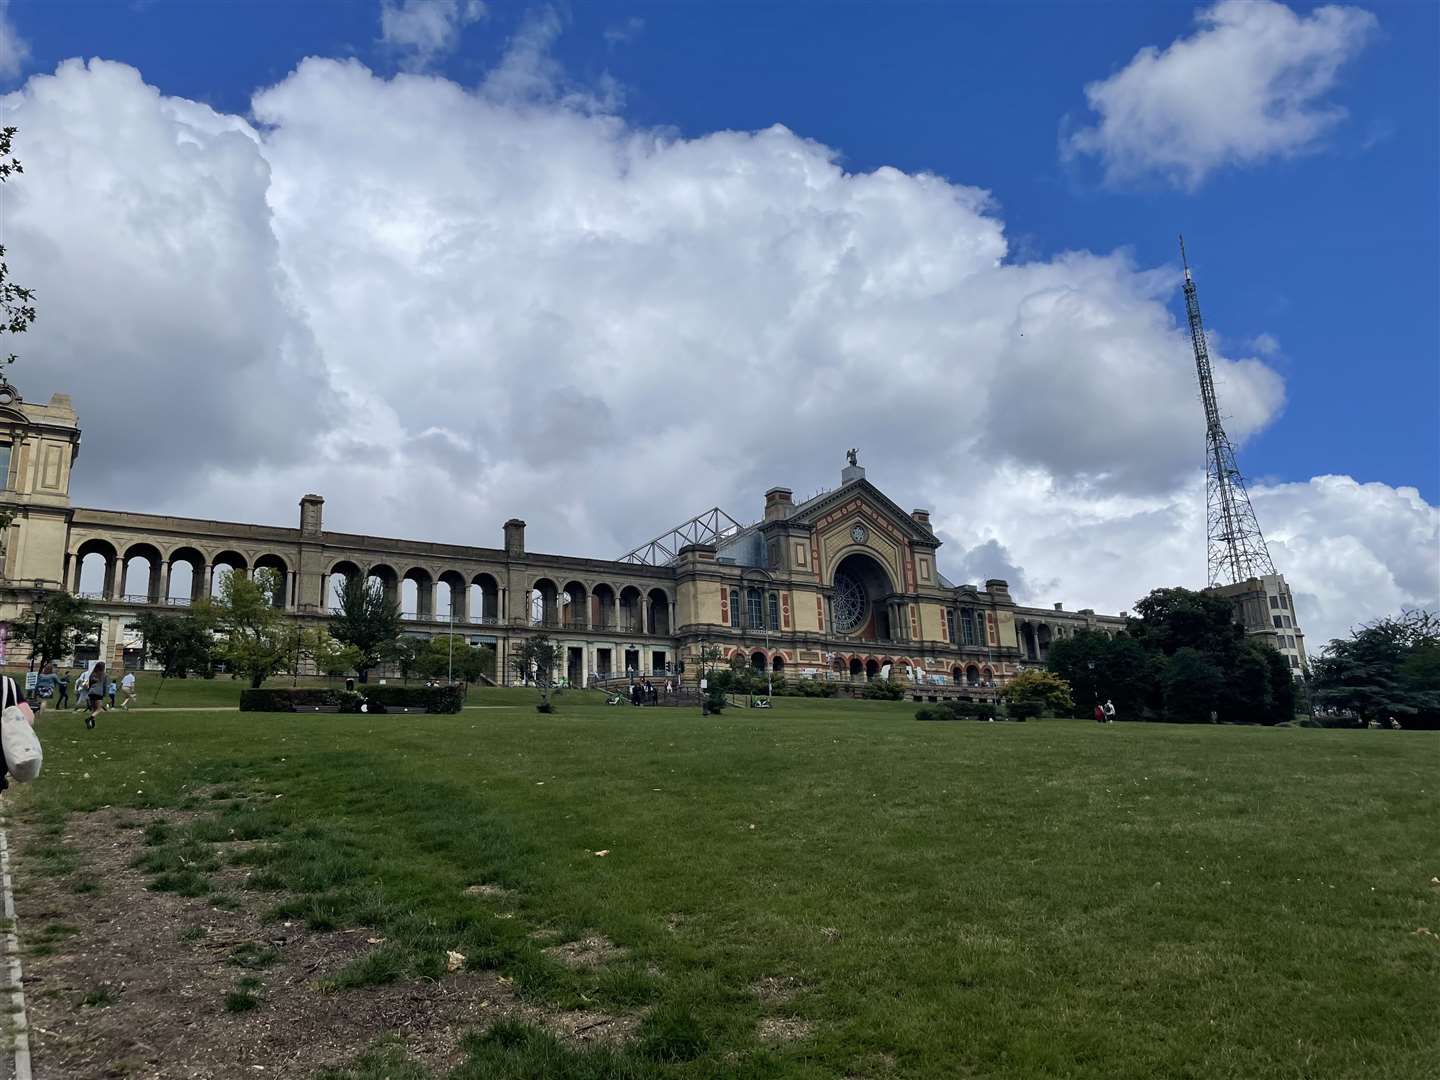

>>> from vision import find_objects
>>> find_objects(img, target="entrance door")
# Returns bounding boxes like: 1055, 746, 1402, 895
567, 647, 584, 687
596, 648, 612, 678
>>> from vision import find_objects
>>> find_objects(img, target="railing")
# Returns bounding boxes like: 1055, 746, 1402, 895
75, 591, 193, 607
468, 615, 500, 626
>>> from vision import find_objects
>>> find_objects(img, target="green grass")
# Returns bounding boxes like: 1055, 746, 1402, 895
11, 698, 1438, 1079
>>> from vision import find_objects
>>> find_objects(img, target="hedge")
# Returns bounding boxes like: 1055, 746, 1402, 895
914, 701, 1001, 722
1006, 701, 1042, 720
239, 684, 464, 714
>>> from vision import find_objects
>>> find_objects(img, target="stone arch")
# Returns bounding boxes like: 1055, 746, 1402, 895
167, 545, 207, 604
120, 541, 164, 602
1036, 624, 1053, 661
618, 586, 643, 633
253, 553, 289, 609
400, 567, 435, 621
531, 578, 559, 627
831, 551, 895, 642
981, 666, 994, 686
469, 572, 500, 624
750, 649, 767, 672
367, 564, 399, 607
562, 580, 588, 629
832, 655, 847, 674
326, 559, 363, 612
864, 658, 879, 679
646, 587, 671, 636
591, 583, 616, 629
74, 537, 118, 597
771, 654, 785, 673
966, 664, 981, 687
1019, 622, 1038, 660
952, 665, 964, 684
437, 569, 467, 622
849, 656, 863, 677
209, 550, 248, 598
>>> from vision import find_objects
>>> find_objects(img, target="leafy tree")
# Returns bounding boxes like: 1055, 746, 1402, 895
329, 575, 403, 683
1001, 670, 1073, 716
197, 569, 287, 688
510, 635, 558, 708
1129, 587, 1244, 661
127, 609, 215, 701
0, 127, 35, 371
1161, 648, 1223, 724
1312, 610, 1440, 727
1048, 631, 1154, 719
10, 592, 99, 668
384, 636, 421, 682
413, 635, 494, 684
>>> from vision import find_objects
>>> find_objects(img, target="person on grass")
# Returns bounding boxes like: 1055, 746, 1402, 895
84, 661, 109, 730
1103, 699, 1116, 723
120, 670, 137, 710
55, 665, 69, 710
1094, 703, 1105, 724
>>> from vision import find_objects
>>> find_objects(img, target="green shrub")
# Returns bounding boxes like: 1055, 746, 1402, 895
944, 701, 997, 721
863, 678, 904, 700
1006, 701, 1043, 720
915, 707, 946, 722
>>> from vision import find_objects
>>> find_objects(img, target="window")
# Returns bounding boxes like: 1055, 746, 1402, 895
1280, 595, 1289, 610
961, 608, 977, 646
0, 442, 9, 490
767, 592, 780, 631
746, 588, 763, 630
1269, 595, 1280, 609
1283, 616, 1292, 628
1287, 635, 1296, 649
1289, 655, 1300, 668
729, 588, 739, 629
945, 609, 956, 644
1272, 615, 1283, 629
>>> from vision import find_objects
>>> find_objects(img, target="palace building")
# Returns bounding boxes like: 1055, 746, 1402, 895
0, 385, 1132, 692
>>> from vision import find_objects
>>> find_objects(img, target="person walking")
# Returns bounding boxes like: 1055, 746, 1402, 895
1103, 699, 1116, 723
120, 670, 137, 710
107, 674, 118, 710
33, 662, 57, 717
56, 665, 69, 710
73, 668, 88, 711
1093, 703, 1105, 724
84, 661, 109, 729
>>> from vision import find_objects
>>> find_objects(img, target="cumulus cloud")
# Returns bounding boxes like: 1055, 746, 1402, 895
4, 37, 1432, 650
0, 0, 29, 80
379, 0, 486, 68
1065, 0, 1378, 189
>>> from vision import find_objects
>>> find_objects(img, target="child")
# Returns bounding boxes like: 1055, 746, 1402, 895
120, 670, 137, 710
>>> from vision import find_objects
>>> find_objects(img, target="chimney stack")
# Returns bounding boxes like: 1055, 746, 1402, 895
504, 518, 526, 557
299, 494, 324, 537
1053, 602, 1063, 611
764, 487, 794, 522
910, 509, 932, 532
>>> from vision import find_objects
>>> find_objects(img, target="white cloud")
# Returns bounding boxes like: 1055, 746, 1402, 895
0, 0, 29, 80
1066, 0, 1378, 189
4, 40, 1433, 651
379, 0, 486, 69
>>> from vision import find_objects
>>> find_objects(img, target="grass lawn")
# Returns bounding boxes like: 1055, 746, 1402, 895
9, 695, 1437, 1078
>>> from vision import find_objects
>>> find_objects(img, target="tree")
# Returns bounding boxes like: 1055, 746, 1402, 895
413, 635, 495, 684
510, 635, 558, 708
198, 569, 287, 688
383, 636, 420, 682
329, 575, 403, 682
1001, 670, 1074, 716
1048, 631, 1154, 719
0, 127, 35, 372
1161, 648, 1223, 724
128, 609, 215, 701
1312, 610, 1440, 727
1129, 587, 1244, 661
10, 592, 99, 668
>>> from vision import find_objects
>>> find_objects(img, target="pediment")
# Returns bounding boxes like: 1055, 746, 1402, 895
779, 479, 938, 547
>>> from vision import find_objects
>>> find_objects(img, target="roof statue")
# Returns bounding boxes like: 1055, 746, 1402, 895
846, 448, 859, 467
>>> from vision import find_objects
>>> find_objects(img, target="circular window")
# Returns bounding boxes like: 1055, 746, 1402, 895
831, 571, 867, 635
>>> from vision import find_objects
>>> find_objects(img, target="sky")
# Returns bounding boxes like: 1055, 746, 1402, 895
0, 0, 1435, 647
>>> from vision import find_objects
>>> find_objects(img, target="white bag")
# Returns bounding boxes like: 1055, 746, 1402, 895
1, 677, 41, 783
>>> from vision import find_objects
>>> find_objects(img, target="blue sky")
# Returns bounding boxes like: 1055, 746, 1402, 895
2, 1, 1436, 640
17, 0, 1437, 500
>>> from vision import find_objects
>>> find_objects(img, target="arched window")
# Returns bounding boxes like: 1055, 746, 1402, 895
945, 609, 957, 643
961, 608, 978, 646
766, 592, 780, 631
746, 588, 763, 630
729, 588, 740, 629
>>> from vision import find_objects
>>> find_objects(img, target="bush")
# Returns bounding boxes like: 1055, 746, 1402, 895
945, 701, 997, 721
238, 688, 363, 713
1006, 701, 1043, 720
863, 678, 904, 701
536, 702, 555, 714
238, 685, 463, 714
915, 707, 946, 722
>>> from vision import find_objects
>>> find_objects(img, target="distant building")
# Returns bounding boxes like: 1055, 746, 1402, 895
1208, 574, 1309, 674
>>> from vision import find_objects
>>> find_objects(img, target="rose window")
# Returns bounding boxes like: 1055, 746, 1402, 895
831, 572, 867, 635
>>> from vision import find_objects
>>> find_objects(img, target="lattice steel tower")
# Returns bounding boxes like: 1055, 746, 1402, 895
1181, 236, 1277, 586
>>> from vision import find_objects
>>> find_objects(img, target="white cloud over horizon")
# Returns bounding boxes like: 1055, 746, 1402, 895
4, 46, 1435, 650
1066, 0, 1378, 189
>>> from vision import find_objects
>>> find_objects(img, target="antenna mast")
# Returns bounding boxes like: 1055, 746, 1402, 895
1181, 236, 1276, 586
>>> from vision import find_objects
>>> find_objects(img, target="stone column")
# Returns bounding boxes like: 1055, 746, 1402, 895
451, 583, 467, 623
154, 560, 168, 603
670, 600, 677, 637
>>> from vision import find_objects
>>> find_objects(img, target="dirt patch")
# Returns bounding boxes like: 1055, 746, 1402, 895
757, 1016, 813, 1044
752, 974, 806, 1004
543, 934, 628, 969
6, 805, 632, 1079
463, 883, 514, 900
